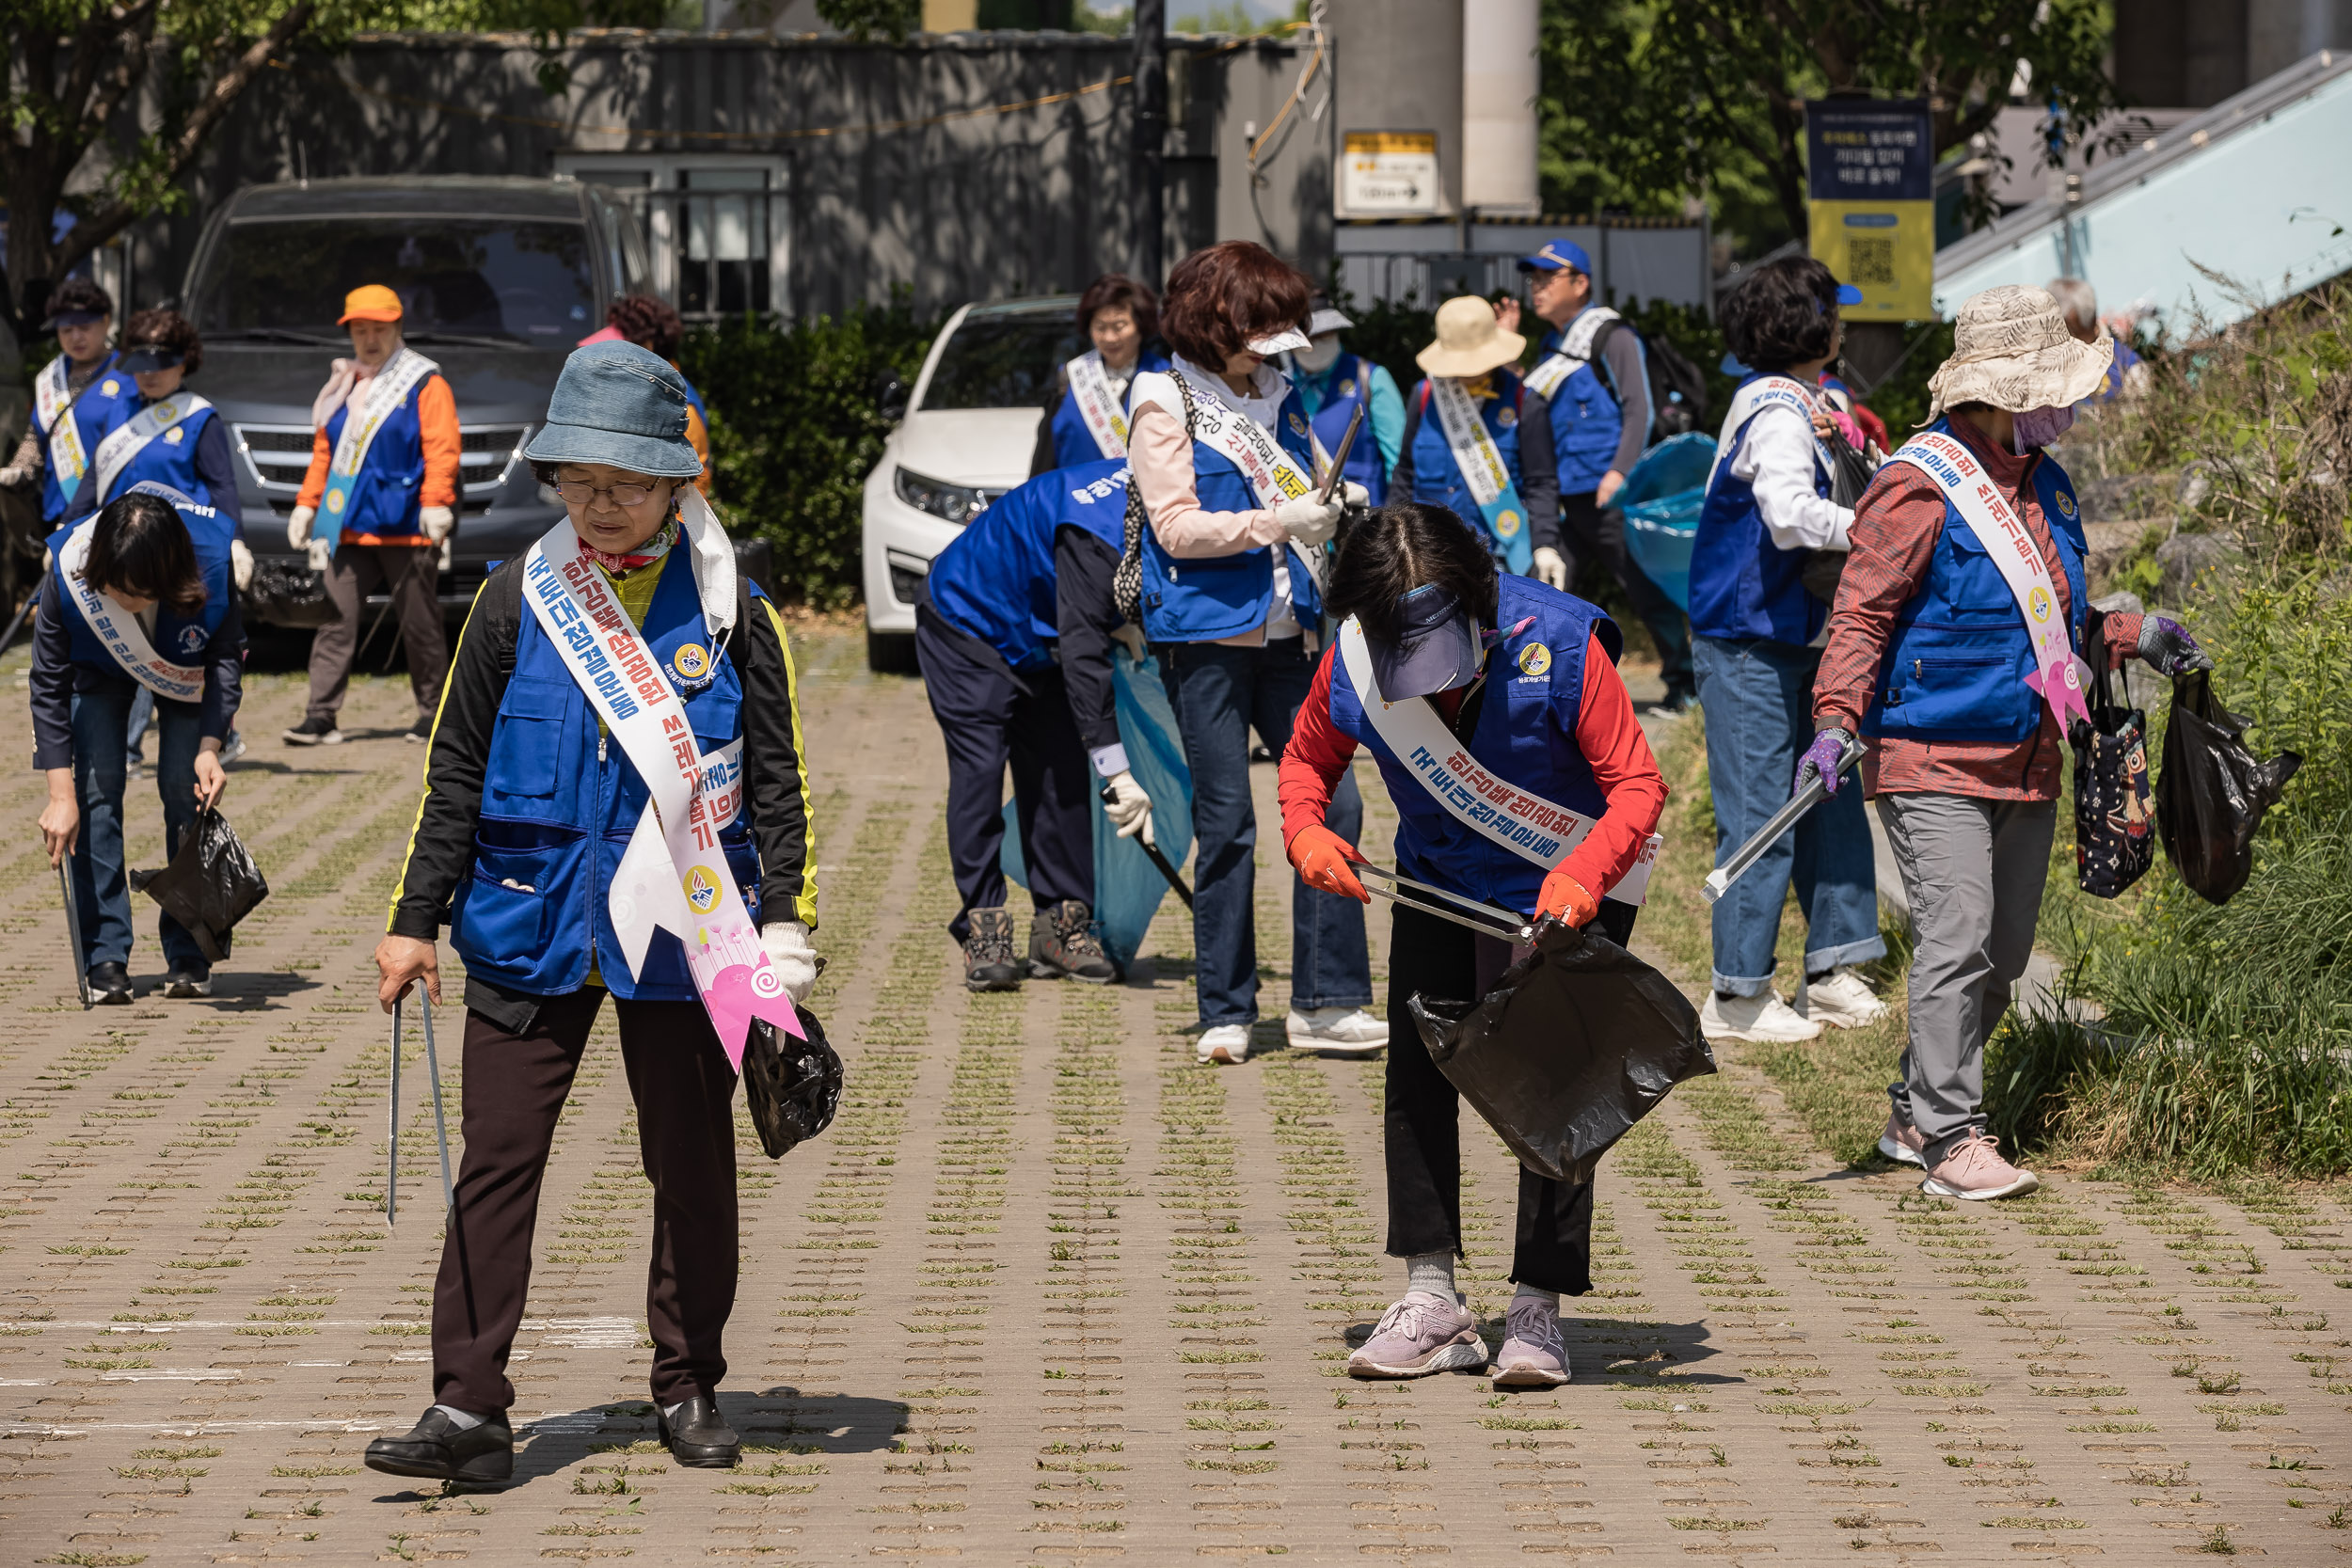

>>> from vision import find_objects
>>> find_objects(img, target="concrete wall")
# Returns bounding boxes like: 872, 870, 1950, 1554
2115, 0, 2352, 107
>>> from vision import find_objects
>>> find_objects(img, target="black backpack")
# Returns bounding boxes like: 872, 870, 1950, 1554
1592, 320, 1712, 444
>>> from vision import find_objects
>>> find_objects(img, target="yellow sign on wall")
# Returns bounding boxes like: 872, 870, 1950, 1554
1808, 201, 1936, 321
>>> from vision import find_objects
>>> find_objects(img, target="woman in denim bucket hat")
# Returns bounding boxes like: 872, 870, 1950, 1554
367, 341, 823, 1481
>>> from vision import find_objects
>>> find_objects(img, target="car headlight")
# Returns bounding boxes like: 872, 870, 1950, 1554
895, 467, 994, 526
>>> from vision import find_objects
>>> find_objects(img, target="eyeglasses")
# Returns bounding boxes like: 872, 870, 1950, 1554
553, 478, 662, 508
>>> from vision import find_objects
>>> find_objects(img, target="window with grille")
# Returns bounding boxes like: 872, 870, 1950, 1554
551, 157, 788, 323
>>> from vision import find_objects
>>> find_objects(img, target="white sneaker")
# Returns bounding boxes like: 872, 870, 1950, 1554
1196, 1023, 1252, 1066
1700, 990, 1822, 1043
1798, 966, 1889, 1028
1286, 1006, 1388, 1055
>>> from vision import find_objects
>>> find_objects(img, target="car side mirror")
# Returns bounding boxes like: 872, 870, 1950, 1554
876, 372, 908, 424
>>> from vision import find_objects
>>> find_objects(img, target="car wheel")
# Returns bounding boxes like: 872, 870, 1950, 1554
866, 628, 920, 674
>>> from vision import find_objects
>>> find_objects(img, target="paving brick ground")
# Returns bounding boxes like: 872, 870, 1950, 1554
3, 626, 2347, 1565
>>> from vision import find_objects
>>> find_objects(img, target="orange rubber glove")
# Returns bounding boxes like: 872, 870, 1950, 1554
1537, 867, 1598, 928
1288, 823, 1369, 903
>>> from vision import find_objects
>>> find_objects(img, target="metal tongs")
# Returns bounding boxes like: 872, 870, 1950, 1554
1356, 862, 1535, 945
1701, 735, 1867, 903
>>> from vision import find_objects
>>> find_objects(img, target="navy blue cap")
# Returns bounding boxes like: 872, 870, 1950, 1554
1368, 586, 1482, 700
1835, 282, 1864, 306
1517, 238, 1593, 276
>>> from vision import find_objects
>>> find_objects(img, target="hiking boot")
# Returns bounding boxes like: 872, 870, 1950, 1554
1347, 1291, 1487, 1379
1700, 990, 1821, 1043
1196, 1023, 1251, 1066
1799, 965, 1889, 1028
1878, 1104, 1926, 1167
89, 961, 134, 1006
1493, 1293, 1571, 1388
1286, 1006, 1388, 1055
1029, 900, 1120, 984
961, 908, 1023, 992
364, 1405, 514, 1483
161, 968, 213, 999
1920, 1129, 2040, 1201
283, 716, 342, 746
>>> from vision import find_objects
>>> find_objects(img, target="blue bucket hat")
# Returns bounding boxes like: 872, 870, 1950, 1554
523, 341, 702, 479
1518, 238, 1593, 276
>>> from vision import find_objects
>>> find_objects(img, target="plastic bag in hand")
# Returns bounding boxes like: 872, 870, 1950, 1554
741, 1003, 844, 1159
2155, 669, 2301, 906
1405, 918, 1714, 1184
129, 807, 269, 963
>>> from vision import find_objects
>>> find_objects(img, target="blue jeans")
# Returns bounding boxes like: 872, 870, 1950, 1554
1161, 636, 1372, 1027
70, 677, 207, 975
1692, 635, 1883, 996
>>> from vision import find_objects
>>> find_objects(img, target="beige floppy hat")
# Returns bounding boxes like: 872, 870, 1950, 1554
1926, 284, 2116, 420
1416, 294, 1526, 377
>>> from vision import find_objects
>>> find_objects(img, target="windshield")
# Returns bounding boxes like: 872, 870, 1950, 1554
921, 315, 1085, 410
191, 217, 597, 345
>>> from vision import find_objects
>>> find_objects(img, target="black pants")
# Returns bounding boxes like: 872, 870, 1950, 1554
1384, 898, 1638, 1294
1560, 489, 1693, 698
915, 606, 1093, 943
432, 990, 739, 1413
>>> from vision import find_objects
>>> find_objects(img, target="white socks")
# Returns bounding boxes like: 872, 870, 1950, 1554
432, 1402, 485, 1431
1406, 1251, 1456, 1300
1514, 1284, 1561, 1312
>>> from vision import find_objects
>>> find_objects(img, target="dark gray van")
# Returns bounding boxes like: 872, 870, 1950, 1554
181, 176, 652, 625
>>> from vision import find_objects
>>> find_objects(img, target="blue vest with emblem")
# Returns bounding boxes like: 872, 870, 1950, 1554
48, 488, 236, 684
1049, 348, 1170, 468
1407, 373, 1528, 555
1297, 355, 1386, 493
319, 373, 439, 540
1137, 382, 1326, 642
1539, 314, 1629, 496
1865, 422, 2088, 745
101, 398, 220, 513
1329, 576, 1618, 919
927, 458, 1129, 672
40, 357, 138, 525
450, 553, 762, 1001
1688, 375, 1827, 645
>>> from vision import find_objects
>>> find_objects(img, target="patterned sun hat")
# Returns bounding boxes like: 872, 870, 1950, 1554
1926, 284, 2117, 420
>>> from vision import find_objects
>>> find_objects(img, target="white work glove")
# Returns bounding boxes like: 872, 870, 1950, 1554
1274, 492, 1344, 547
0, 465, 33, 490
1111, 622, 1147, 662
307, 536, 331, 573
286, 504, 315, 549
420, 505, 455, 544
1339, 481, 1371, 510
761, 920, 819, 1005
1103, 768, 1155, 848
1532, 546, 1568, 591
230, 538, 255, 593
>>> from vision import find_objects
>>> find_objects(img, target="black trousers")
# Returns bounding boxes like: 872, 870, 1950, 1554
915, 607, 1093, 943
432, 990, 739, 1413
1560, 489, 1694, 697
1384, 898, 1638, 1294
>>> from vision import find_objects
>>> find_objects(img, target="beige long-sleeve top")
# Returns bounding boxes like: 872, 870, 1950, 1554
1128, 356, 1302, 646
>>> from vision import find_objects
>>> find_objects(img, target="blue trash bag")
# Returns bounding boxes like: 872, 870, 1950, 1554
1615, 432, 1717, 613
1000, 645, 1193, 967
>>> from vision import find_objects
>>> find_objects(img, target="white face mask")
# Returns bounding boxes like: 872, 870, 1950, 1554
1292, 334, 1343, 374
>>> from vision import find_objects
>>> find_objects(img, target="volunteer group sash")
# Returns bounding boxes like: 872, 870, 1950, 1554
1523, 306, 1621, 399
36, 356, 95, 505
1136, 364, 1331, 588
520, 507, 801, 1066
55, 519, 206, 702
1885, 430, 2092, 735
1708, 374, 1833, 485
1065, 350, 1133, 458
91, 392, 214, 503
1338, 617, 1661, 908
320, 348, 438, 538
1428, 376, 1533, 574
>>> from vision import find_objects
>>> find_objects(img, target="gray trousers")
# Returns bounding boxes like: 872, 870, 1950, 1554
306, 543, 448, 724
1876, 793, 2057, 1166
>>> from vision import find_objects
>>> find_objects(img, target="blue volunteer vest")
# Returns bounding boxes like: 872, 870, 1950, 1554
1540, 314, 1630, 496
1329, 576, 1619, 919
450, 552, 762, 1000
40, 357, 138, 525
1137, 385, 1326, 642
1687, 374, 1828, 645
49, 489, 236, 683
1297, 355, 1386, 493
1407, 373, 1530, 560
1865, 423, 2089, 745
319, 372, 442, 540
1049, 349, 1170, 468
100, 399, 221, 514
927, 457, 1130, 671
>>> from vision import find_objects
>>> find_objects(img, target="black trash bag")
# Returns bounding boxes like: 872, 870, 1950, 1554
741, 1004, 843, 1160
1405, 918, 1715, 1185
129, 807, 269, 964
2069, 616, 2156, 899
2155, 669, 2302, 906
244, 557, 336, 628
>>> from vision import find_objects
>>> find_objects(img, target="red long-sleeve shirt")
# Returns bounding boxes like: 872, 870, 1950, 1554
1279, 631, 1667, 904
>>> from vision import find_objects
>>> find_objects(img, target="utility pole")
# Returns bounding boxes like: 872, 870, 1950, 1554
1133, 0, 1167, 286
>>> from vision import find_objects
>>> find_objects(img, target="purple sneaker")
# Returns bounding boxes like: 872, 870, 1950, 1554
1347, 1291, 1487, 1380
1492, 1294, 1570, 1388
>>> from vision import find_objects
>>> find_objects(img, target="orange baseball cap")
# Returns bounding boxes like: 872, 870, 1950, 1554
337, 284, 405, 325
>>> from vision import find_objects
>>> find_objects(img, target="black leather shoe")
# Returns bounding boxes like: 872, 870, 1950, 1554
658, 1395, 739, 1468
89, 962, 133, 1005
364, 1405, 514, 1483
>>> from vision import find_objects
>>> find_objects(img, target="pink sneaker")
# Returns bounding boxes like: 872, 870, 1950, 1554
1920, 1129, 2040, 1200
1492, 1294, 1570, 1388
1878, 1106, 1926, 1167
1347, 1291, 1487, 1380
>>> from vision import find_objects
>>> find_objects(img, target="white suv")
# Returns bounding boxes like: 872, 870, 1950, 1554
861, 296, 1085, 671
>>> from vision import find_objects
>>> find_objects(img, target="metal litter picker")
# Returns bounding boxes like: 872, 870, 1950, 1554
58, 861, 91, 1009
386, 993, 458, 1227
1356, 861, 1535, 945
1701, 735, 1868, 904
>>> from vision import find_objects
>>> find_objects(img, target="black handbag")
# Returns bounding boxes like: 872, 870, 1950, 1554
2067, 613, 2156, 899
741, 1004, 844, 1159
1802, 417, 1876, 605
